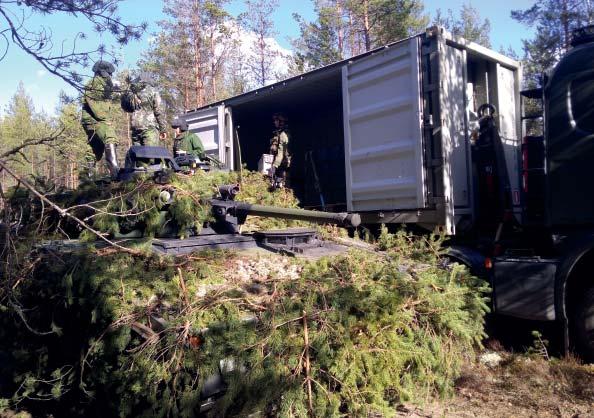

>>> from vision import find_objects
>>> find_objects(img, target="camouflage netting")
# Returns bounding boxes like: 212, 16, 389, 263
3, 169, 307, 242
0, 170, 490, 417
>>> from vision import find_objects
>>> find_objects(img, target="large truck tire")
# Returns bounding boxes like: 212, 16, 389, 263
574, 285, 594, 362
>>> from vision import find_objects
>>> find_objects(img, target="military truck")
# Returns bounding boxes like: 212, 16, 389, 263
179, 26, 594, 360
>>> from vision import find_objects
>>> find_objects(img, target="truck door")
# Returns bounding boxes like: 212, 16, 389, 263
342, 37, 426, 213
183, 105, 234, 169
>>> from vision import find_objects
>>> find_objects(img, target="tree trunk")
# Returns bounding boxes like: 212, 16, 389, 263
184, 80, 190, 111
210, 29, 217, 100
51, 148, 56, 185
192, 0, 205, 108
348, 10, 358, 56
337, 0, 344, 56
259, 33, 266, 86
363, 0, 371, 51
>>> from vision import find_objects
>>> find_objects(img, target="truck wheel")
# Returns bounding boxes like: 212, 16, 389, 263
574, 285, 594, 362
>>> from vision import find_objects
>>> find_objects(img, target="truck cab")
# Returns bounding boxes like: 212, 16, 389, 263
488, 25, 594, 360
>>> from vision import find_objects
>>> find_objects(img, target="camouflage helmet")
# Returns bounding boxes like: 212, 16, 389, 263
171, 118, 189, 132
92, 60, 115, 77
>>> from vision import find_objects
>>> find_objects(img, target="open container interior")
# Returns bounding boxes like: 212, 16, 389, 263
230, 68, 347, 210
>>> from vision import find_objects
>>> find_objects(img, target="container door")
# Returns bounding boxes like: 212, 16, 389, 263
442, 46, 471, 210
342, 37, 425, 212
183, 105, 233, 168
495, 64, 521, 214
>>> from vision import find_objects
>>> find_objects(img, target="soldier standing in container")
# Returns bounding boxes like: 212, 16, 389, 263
171, 118, 205, 159
269, 112, 291, 189
121, 72, 168, 146
81, 60, 120, 179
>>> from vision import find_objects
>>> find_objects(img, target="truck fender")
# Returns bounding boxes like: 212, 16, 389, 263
445, 245, 487, 278
555, 239, 594, 322
554, 236, 594, 356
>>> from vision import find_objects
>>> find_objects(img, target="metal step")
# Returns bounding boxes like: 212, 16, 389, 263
152, 234, 256, 255
520, 87, 542, 99
521, 113, 543, 121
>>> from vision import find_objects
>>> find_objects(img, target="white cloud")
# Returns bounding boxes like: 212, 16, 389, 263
36, 69, 47, 78
227, 22, 292, 86
25, 83, 39, 93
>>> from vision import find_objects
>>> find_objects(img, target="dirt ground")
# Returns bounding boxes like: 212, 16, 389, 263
2, 351, 593, 418
397, 352, 594, 418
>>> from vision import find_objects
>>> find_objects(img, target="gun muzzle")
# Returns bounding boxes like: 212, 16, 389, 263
218, 184, 240, 201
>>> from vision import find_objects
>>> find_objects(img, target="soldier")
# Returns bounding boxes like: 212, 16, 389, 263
121, 72, 168, 146
171, 118, 205, 159
269, 112, 291, 188
81, 60, 119, 179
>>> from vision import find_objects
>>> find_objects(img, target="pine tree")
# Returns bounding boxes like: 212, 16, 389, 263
141, 0, 234, 111
512, 0, 594, 86
0, 1, 145, 90
293, 3, 343, 69
434, 3, 491, 47
241, 0, 280, 87
364, 0, 428, 47
223, 38, 253, 95
293, 0, 428, 70
54, 101, 88, 188
0, 83, 48, 182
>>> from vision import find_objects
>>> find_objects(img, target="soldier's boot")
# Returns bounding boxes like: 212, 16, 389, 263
104, 143, 120, 180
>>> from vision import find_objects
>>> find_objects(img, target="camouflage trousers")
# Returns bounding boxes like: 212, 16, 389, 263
131, 128, 160, 147
82, 121, 118, 163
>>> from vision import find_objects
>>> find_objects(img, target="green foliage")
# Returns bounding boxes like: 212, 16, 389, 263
0, 83, 56, 186
364, 0, 428, 47
527, 330, 550, 360
4, 168, 307, 243
292, 0, 428, 70
511, 0, 594, 86
293, 5, 343, 69
0, 228, 489, 416
140, 0, 236, 111
433, 3, 491, 47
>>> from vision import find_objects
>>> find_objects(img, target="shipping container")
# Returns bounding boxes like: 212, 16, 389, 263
182, 27, 522, 235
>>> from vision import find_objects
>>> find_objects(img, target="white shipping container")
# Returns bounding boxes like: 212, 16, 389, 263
182, 27, 521, 235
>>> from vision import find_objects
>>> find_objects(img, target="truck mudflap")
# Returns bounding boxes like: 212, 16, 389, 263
493, 257, 559, 321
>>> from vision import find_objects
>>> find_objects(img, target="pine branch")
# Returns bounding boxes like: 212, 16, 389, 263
0, 128, 65, 159
0, 158, 144, 256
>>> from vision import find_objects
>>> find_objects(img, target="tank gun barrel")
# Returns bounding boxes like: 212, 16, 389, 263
210, 199, 360, 228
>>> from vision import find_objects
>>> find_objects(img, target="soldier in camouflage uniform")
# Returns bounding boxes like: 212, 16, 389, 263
269, 112, 291, 188
171, 118, 205, 158
81, 60, 120, 179
121, 73, 168, 146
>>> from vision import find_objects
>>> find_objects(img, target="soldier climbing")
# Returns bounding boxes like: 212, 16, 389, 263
81, 60, 120, 179
121, 72, 168, 146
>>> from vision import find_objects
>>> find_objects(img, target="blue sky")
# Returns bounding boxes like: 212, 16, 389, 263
0, 0, 536, 115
